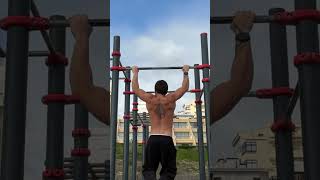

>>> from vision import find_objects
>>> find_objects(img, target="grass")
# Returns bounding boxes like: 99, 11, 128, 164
116, 143, 208, 162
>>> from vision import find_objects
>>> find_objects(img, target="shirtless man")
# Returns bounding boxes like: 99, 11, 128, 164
69, 11, 255, 180
131, 66, 189, 179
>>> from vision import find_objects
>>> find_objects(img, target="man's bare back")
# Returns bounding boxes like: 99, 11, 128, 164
146, 94, 176, 136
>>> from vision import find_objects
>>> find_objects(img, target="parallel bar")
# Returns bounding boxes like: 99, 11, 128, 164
73, 104, 89, 180
269, 8, 294, 180
44, 15, 66, 180
50, 19, 110, 28
295, 0, 320, 179
142, 112, 147, 180
0, 0, 30, 179
129, 66, 196, 70
30, 0, 55, 54
131, 95, 138, 180
29, 50, 50, 57
110, 36, 120, 180
1, 50, 52, 57
145, 89, 203, 94
123, 68, 131, 180
194, 64, 206, 180
200, 33, 214, 179
211, 15, 273, 24
286, 82, 300, 118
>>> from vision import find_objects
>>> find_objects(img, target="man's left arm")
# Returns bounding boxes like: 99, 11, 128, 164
131, 66, 152, 102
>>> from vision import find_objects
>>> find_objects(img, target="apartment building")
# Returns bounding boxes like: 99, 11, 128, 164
117, 102, 208, 146
214, 125, 304, 179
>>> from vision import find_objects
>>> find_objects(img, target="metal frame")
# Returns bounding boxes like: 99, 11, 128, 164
269, 8, 294, 180
73, 104, 89, 180
0, 0, 30, 179
295, 0, 320, 179
194, 64, 206, 180
122, 68, 131, 180
45, 15, 67, 180
131, 95, 138, 180
0, 1, 111, 180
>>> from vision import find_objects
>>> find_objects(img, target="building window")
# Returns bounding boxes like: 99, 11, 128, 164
242, 141, 257, 154
246, 160, 257, 168
173, 122, 188, 128
190, 122, 197, 128
175, 132, 189, 139
118, 132, 124, 139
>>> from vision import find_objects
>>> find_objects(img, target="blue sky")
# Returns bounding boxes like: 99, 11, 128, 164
111, 0, 209, 35
110, 0, 210, 114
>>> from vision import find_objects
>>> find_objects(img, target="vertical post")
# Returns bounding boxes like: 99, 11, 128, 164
269, 8, 294, 180
194, 64, 206, 180
73, 104, 89, 180
141, 112, 147, 180
44, 15, 67, 180
110, 36, 121, 180
200, 33, 214, 179
295, 0, 320, 179
131, 95, 138, 180
0, 0, 30, 179
123, 68, 131, 180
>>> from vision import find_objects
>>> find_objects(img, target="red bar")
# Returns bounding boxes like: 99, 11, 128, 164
294, 52, 320, 66
46, 53, 68, 66
42, 94, 80, 104
112, 51, 121, 57
271, 120, 296, 132
71, 148, 91, 157
72, 128, 91, 138
0, 16, 49, 30
256, 87, 294, 99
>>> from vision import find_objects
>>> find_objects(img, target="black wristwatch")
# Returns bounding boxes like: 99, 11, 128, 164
236, 32, 250, 43
184, 72, 188, 76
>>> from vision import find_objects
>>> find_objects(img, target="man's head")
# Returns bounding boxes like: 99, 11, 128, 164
155, 80, 168, 95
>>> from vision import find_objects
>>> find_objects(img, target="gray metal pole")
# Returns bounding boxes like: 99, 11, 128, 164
194, 64, 206, 180
44, 15, 67, 180
269, 8, 294, 180
200, 33, 214, 179
73, 104, 89, 180
123, 68, 131, 180
110, 36, 121, 180
131, 95, 138, 180
141, 112, 147, 180
0, 0, 30, 179
294, 0, 320, 179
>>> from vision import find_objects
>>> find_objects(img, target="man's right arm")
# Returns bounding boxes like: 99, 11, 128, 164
210, 11, 255, 124
69, 15, 109, 125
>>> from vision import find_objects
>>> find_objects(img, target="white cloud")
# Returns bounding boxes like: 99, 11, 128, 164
113, 14, 209, 116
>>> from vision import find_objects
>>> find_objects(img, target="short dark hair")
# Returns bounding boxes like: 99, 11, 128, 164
155, 80, 168, 95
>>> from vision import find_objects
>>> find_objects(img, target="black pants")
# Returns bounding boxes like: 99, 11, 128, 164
142, 135, 177, 180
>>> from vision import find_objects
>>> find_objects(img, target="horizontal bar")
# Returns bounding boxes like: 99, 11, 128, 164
211, 15, 274, 24
29, 50, 50, 57
145, 89, 202, 93
50, 19, 110, 27
0, 50, 50, 57
129, 66, 196, 70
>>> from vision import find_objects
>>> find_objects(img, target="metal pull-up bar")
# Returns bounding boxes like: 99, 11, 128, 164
50, 19, 110, 27
211, 15, 273, 24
